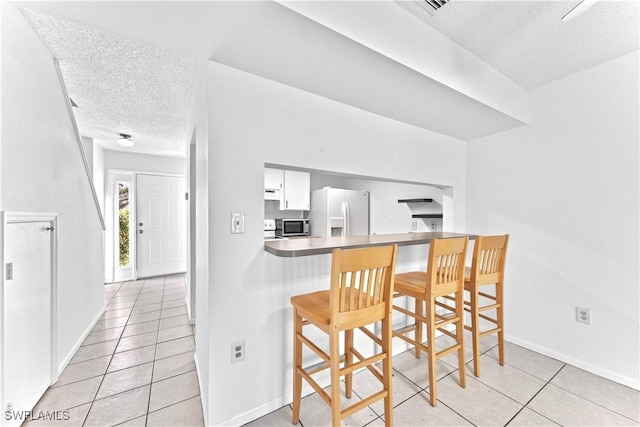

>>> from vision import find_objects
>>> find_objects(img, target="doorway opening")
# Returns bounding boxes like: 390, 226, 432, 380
108, 171, 186, 283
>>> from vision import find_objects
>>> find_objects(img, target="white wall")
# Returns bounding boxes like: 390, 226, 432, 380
1, 2, 105, 374
279, 1, 529, 123
103, 150, 185, 175
466, 51, 640, 389
200, 60, 466, 425
82, 136, 94, 174
186, 139, 197, 323
93, 143, 105, 216
188, 59, 211, 427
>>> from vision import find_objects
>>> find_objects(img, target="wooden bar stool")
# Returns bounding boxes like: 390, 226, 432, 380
464, 234, 509, 377
392, 237, 468, 406
291, 244, 398, 427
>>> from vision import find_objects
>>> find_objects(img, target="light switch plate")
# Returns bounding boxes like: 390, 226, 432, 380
231, 212, 245, 234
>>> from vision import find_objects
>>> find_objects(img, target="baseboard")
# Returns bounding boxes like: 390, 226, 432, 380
185, 295, 195, 325
219, 394, 289, 427
193, 353, 208, 427
506, 334, 640, 391
217, 376, 327, 427
56, 305, 106, 378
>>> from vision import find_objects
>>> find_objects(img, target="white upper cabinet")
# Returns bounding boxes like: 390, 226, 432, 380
282, 170, 310, 210
264, 168, 284, 201
264, 168, 310, 210
265, 168, 284, 190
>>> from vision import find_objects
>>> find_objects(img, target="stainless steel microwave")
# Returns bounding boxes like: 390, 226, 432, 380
275, 218, 309, 237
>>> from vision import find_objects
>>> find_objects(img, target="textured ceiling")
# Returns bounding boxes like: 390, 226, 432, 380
19, 8, 197, 157
397, 0, 640, 89
13, 1, 639, 158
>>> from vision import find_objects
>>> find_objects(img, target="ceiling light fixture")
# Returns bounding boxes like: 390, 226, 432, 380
561, 0, 600, 22
118, 133, 134, 147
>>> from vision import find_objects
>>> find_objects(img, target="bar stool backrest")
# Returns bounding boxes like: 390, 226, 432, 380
427, 237, 468, 297
470, 235, 509, 286
330, 245, 398, 331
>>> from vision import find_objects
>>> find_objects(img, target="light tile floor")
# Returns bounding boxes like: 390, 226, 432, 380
246, 335, 640, 427
26, 276, 639, 426
26, 274, 203, 427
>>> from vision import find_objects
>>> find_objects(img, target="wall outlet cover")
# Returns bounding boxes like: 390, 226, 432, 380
231, 212, 245, 234
231, 339, 245, 363
576, 306, 592, 325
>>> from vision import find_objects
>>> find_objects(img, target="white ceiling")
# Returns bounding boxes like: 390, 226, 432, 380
397, 0, 640, 89
20, 7, 197, 157
13, 0, 639, 158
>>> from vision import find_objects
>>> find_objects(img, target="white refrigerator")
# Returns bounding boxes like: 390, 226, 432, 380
309, 188, 370, 237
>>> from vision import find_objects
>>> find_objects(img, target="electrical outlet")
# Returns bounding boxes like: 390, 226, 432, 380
231, 212, 245, 234
410, 220, 418, 232
576, 307, 592, 325
231, 339, 245, 363
429, 221, 437, 231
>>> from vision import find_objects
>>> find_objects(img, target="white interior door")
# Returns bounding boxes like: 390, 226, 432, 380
3, 219, 53, 425
136, 174, 186, 278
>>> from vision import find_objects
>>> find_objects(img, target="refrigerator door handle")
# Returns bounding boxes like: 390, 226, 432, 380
344, 202, 350, 236
340, 202, 347, 237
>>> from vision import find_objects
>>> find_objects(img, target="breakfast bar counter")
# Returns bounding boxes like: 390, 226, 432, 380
264, 232, 474, 257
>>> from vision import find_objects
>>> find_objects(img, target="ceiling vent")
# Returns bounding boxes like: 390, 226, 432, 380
401, 0, 451, 16
424, 0, 450, 13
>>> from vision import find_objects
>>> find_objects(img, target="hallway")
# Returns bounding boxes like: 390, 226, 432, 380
25, 275, 203, 426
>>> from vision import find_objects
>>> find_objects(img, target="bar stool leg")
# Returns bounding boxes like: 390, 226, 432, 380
382, 316, 393, 427
456, 290, 466, 388
345, 329, 353, 398
470, 287, 481, 377
426, 298, 437, 406
414, 298, 423, 358
497, 280, 505, 366
330, 327, 341, 427
292, 310, 302, 424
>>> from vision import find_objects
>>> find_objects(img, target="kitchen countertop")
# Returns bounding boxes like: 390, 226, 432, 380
264, 232, 475, 257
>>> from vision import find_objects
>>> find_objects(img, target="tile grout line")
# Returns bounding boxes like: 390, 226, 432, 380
26, 277, 192, 427
540, 371, 640, 424
23, 282, 126, 425
443, 341, 562, 427
502, 363, 567, 427
62, 325, 193, 374
145, 277, 202, 421
81, 279, 147, 427
89, 276, 174, 426
144, 275, 166, 427
359, 340, 511, 426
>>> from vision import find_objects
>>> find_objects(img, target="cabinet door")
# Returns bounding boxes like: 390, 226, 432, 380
264, 168, 283, 190
4, 220, 53, 424
282, 170, 310, 210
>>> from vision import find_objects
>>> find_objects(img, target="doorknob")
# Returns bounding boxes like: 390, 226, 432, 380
139, 230, 144, 234
138, 222, 143, 226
